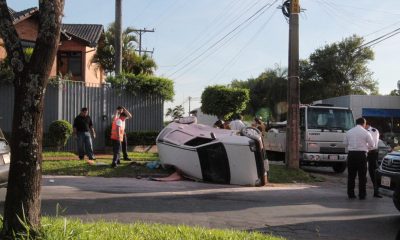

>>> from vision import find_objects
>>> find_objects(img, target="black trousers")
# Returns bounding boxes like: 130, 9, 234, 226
347, 151, 368, 198
112, 140, 121, 165
367, 150, 379, 194
122, 133, 129, 159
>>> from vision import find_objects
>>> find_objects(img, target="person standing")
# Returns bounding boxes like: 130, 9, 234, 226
115, 106, 133, 161
229, 114, 246, 131
344, 117, 375, 200
110, 111, 128, 168
365, 123, 382, 198
73, 107, 96, 160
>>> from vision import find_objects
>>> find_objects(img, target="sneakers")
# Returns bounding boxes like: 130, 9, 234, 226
122, 158, 132, 161
111, 163, 117, 168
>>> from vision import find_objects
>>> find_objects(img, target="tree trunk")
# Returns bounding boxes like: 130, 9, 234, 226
0, 1, 65, 237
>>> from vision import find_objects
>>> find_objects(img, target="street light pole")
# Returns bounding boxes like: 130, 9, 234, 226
286, 0, 300, 169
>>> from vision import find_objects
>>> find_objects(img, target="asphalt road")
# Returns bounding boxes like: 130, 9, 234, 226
0, 168, 399, 240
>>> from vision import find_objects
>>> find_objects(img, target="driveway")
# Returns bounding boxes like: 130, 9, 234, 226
0, 170, 399, 240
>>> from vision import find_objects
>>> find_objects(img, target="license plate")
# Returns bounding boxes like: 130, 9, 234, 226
328, 155, 338, 160
381, 176, 391, 187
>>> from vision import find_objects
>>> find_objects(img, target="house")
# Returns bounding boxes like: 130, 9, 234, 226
0, 7, 105, 84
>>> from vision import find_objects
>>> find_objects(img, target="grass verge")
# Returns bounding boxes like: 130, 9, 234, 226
1, 217, 285, 240
268, 164, 324, 183
43, 159, 172, 178
43, 152, 76, 158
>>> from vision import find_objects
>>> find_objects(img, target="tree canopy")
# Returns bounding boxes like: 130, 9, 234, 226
230, 66, 287, 121
201, 85, 249, 120
92, 23, 157, 75
300, 35, 378, 103
107, 73, 174, 101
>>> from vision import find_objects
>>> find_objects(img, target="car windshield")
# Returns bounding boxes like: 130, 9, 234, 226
307, 108, 354, 131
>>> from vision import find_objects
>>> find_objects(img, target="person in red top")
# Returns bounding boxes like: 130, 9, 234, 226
110, 111, 128, 168
116, 106, 133, 161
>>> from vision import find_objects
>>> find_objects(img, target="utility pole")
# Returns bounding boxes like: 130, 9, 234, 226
188, 96, 192, 114
135, 28, 155, 56
115, 0, 122, 75
286, 0, 300, 169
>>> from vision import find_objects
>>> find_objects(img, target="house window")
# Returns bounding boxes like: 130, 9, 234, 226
58, 51, 82, 81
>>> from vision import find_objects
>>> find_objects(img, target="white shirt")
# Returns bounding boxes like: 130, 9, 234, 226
344, 125, 375, 152
229, 120, 246, 131
367, 126, 380, 150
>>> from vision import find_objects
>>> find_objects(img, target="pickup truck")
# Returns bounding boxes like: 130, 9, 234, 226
376, 151, 400, 211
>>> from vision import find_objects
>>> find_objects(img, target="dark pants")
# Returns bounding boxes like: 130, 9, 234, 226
112, 140, 121, 165
347, 151, 368, 198
122, 133, 129, 159
367, 150, 379, 194
77, 131, 95, 159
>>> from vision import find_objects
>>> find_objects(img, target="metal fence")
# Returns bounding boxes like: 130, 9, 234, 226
0, 80, 164, 151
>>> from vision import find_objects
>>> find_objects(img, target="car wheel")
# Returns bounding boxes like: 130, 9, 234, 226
332, 162, 347, 173
393, 189, 400, 212
240, 127, 261, 140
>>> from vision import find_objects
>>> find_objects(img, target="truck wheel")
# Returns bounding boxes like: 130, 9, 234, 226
332, 163, 347, 173
393, 190, 400, 212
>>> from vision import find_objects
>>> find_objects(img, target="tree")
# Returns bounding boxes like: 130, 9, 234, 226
92, 23, 157, 75
300, 35, 379, 103
389, 89, 400, 96
0, 1, 64, 237
165, 105, 184, 121
201, 85, 249, 120
230, 66, 287, 121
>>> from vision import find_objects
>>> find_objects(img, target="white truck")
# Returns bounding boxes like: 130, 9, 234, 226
264, 104, 354, 173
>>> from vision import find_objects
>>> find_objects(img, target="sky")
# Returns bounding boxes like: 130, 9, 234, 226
7, 0, 400, 116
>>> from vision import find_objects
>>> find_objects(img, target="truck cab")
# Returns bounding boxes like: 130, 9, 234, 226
265, 104, 354, 173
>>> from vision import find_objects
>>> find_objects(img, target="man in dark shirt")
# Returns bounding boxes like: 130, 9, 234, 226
73, 107, 96, 160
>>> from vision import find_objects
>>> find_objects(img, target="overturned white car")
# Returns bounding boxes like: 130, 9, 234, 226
156, 117, 268, 186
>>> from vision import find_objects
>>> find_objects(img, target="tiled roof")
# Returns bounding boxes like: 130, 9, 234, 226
61, 24, 104, 48
8, 7, 38, 24
8, 7, 103, 47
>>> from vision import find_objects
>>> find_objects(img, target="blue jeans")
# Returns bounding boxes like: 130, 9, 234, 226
77, 132, 95, 159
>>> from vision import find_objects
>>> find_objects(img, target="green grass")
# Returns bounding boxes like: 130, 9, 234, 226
2, 217, 285, 240
42, 159, 172, 178
268, 165, 324, 183
43, 152, 77, 158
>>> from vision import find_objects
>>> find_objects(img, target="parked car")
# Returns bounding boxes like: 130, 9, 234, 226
376, 150, 400, 211
156, 117, 268, 186
0, 128, 10, 187
378, 139, 392, 165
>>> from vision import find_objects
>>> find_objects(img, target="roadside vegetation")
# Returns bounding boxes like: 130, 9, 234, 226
0, 217, 284, 240
268, 164, 324, 183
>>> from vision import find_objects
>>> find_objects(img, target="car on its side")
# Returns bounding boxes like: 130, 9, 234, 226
376, 150, 400, 211
0, 128, 10, 187
157, 116, 268, 186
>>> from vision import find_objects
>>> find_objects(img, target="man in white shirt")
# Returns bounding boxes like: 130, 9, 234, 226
229, 114, 246, 131
344, 117, 375, 200
365, 123, 382, 198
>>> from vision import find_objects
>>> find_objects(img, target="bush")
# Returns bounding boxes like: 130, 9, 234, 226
105, 125, 159, 146
48, 120, 73, 150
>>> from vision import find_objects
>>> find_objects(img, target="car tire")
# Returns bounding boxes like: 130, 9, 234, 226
393, 189, 400, 212
332, 162, 347, 173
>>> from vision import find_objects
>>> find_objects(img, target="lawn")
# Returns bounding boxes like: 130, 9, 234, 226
2, 217, 285, 240
43, 152, 321, 183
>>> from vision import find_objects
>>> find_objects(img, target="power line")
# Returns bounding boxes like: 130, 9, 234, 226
165, 0, 265, 75
207, 9, 278, 85
167, 0, 278, 79
359, 27, 400, 49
